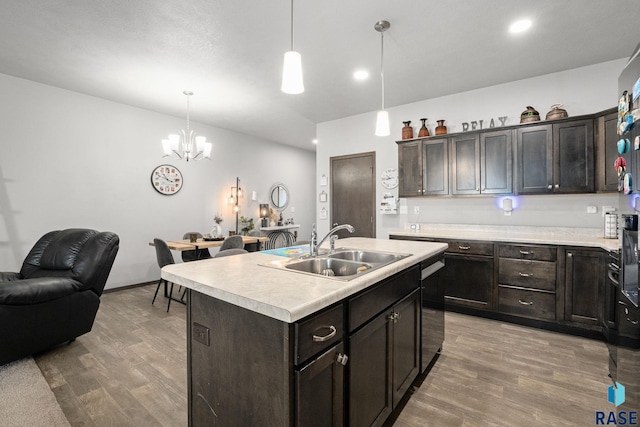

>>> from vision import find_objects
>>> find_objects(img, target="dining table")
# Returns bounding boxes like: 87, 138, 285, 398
149, 235, 270, 253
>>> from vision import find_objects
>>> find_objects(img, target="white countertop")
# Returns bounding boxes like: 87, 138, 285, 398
388, 224, 620, 252
162, 237, 447, 323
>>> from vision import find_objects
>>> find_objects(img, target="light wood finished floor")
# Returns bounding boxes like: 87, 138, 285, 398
34, 284, 610, 426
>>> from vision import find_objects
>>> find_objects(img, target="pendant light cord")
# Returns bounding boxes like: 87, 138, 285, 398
380, 31, 385, 110
186, 93, 191, 133
290, 0, 294, 51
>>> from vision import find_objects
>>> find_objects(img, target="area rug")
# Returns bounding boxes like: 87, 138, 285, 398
0, 357, 70, 426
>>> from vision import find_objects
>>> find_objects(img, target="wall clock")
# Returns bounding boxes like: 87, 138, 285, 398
381, 168, 399, 189
151, 164, 183, 195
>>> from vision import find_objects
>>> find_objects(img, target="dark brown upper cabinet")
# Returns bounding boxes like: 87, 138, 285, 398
398, 140, 422, 197
516, 119, 594, 194
516, 124, 553, 194
398, 138, 449, 197
596, 109, 620, 192
481, 129, 513, 194
451, 134, 480, 195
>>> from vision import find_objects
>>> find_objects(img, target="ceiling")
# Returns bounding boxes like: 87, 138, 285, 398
1, 1, 639, 151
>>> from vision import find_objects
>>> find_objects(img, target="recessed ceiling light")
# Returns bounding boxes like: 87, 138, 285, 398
353, 70, 369, 81
312, 139, 318, 144
509, 19, 532, 33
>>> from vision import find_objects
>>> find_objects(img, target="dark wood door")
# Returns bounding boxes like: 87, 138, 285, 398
481, 129, 513, 194
553, 119, 594, 193
295, 342, 345, 427
331, 152, 375, 238
451, 134, 480, 195
596, 110, 620, 192
422, 138, 449, 195
441, 253, 494, 310
516, 124, 553, 194
398, 141, 422, 197
349, 310, 392, 427
391, 290, 420, 407
564, 248, 602, 325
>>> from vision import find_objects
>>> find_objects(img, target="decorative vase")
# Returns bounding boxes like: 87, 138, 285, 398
402, 121, 413, 140
269, 220, 276, 227
210, 224, 222, 238
435, 119, 447, 135
418, 118, 430, 137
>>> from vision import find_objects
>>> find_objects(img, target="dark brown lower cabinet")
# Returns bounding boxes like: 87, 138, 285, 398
349, 290, 420, 427
295, 343, 345, 427
442, 253, 493, 310
564, 248, 603, 325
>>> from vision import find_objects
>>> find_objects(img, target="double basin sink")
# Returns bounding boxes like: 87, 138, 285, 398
261, 248, 411, 281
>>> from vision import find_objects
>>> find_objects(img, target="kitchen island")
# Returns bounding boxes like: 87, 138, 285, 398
162, 237, 448, 427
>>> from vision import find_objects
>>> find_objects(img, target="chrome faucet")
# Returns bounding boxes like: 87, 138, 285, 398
310, 223, 355, 256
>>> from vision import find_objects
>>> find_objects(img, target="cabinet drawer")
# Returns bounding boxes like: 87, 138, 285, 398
498, 244, 557, 262
295, 303, 344, 365
498, 286, 556, 321
498, 259, 556, 291
349, 264, 420, 331
445, 240, 494, 256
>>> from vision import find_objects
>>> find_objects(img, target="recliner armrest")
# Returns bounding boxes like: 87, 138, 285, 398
0, 277, 83, 305
0, 272, 21, 282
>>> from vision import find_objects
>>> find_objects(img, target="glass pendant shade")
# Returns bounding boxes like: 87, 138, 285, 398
281, 51, 304, 94
375, 110, 390, 136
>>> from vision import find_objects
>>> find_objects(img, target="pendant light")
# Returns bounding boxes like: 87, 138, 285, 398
374, 20, 390, 136
281, 0, 304, 94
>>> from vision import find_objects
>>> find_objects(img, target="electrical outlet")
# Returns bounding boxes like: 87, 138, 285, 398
586, 206, 597, 214
413, 206, 420, 215
290, 206, 295, 213
193, 322, 210, 346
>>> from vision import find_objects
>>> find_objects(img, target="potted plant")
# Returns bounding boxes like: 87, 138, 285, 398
239, 216, 255, 236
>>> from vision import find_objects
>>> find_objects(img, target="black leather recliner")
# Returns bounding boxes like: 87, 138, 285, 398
0, 228, 119, 365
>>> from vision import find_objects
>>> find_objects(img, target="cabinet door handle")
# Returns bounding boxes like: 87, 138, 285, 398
458, 245, 471, 250
518, 299, 534, 306
547, 185, 552, 190
336, 353, 349, 366
555, 184, 559, 189
388, 312, 401, 323
312, 325, 337, 342
630, 319, 639, 325
519, 272, 533, 277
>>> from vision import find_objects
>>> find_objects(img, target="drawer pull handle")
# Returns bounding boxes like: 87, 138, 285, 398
336, 353, 349, 366
519, 250, 534, 256
312, 325, 337, 342
630, 319, 639, 325
518, 299, 534, 306
458, 245, 471, 250
519, 272, 533, 277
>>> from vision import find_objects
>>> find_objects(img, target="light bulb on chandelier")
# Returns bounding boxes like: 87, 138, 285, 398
161, 91, 213, 161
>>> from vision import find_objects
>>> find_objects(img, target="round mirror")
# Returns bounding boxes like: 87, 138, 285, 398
269, 183, 289, 211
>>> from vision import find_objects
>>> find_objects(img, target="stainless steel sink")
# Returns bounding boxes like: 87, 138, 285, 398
285, 258, 372, 277
327, 249, 404, 264
260, 248, 411, 281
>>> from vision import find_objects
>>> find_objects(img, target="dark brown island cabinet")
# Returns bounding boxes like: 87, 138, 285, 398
187, 255, 446, 427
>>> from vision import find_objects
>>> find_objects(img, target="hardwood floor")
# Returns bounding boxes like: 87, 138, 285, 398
35, 284, 611, 426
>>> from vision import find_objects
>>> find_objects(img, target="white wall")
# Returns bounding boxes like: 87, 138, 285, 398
0, 74, 316, 289
316, 59, 627, 237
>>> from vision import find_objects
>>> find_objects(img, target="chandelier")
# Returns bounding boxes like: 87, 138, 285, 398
161, 91, 212, 161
